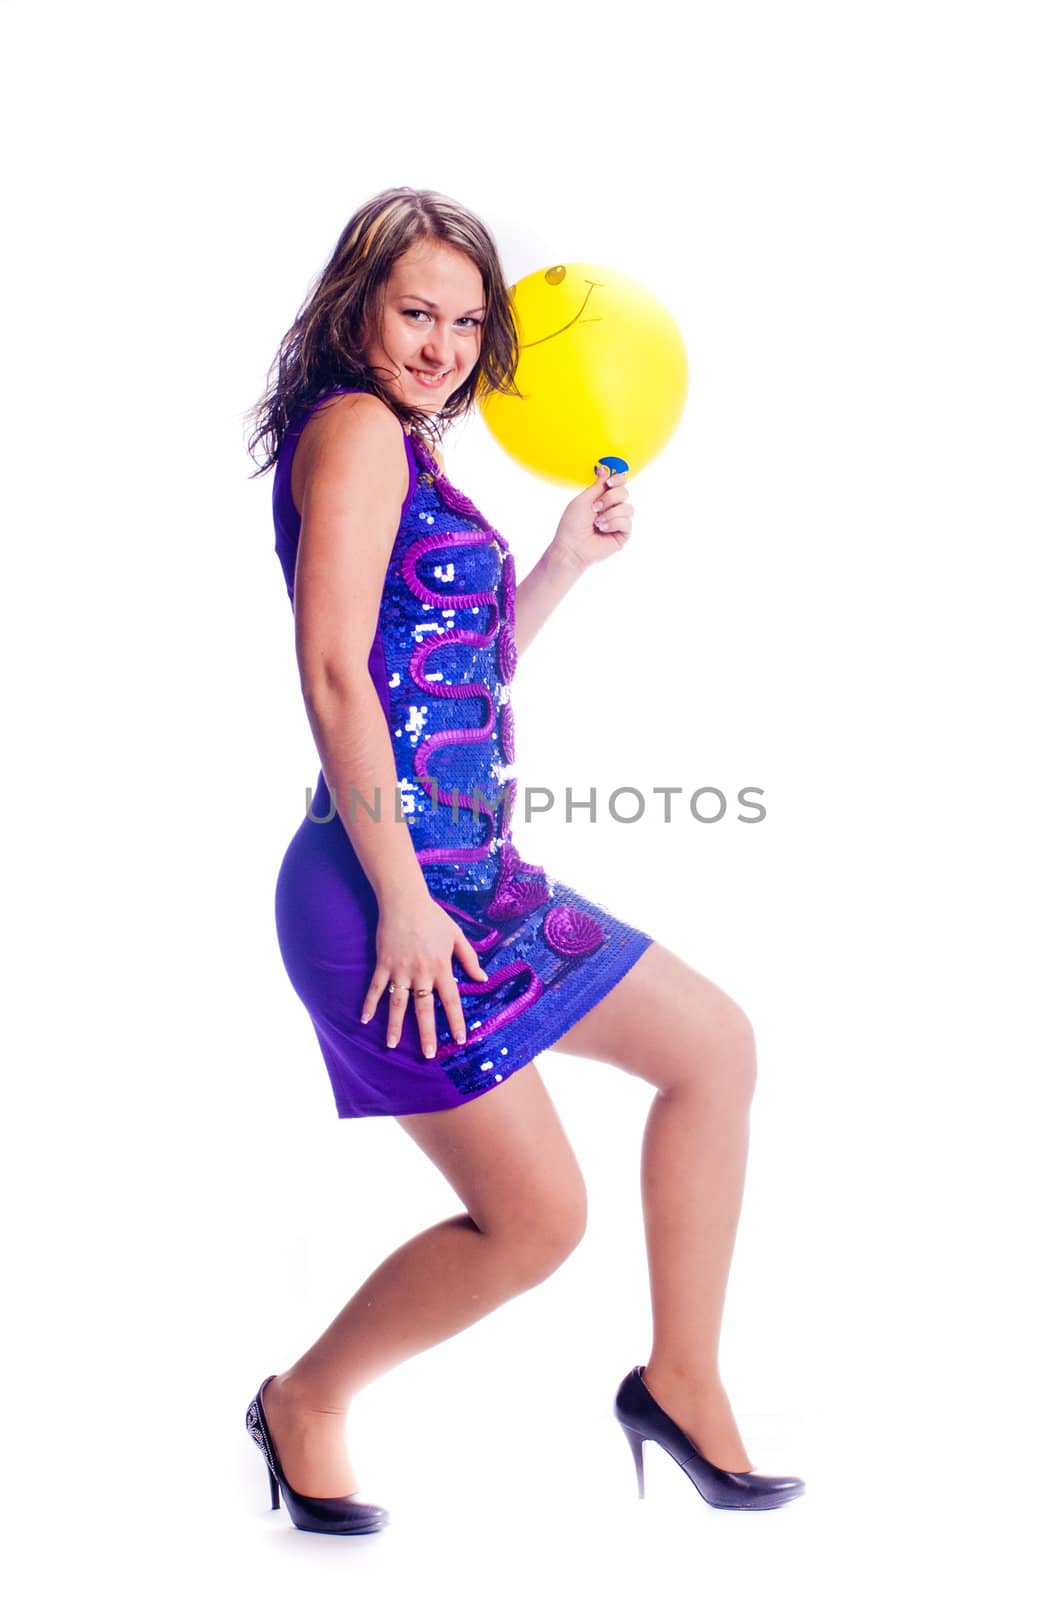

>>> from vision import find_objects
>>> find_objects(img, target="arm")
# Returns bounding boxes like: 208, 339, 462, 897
512, 543, 586, 657
292, 394, 428, 908
511, 465, 632, 656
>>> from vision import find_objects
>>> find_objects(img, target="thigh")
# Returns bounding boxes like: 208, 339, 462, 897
395, 1058, 588, 1250
549, 940, 757, 1098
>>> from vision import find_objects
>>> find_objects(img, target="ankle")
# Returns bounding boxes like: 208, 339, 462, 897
271, 1370, 349, 1418
643, 1359, 724, 1390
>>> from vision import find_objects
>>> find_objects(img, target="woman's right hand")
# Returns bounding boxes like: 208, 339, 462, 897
360, 889, 488, 1058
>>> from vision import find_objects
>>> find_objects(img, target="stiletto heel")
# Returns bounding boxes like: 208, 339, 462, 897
246, 1376, 389, 1535
614, 1366, 805, 1511
618, 1421, 647, 1498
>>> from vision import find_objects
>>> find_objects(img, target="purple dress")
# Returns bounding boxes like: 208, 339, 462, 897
272, 385, 655, 1117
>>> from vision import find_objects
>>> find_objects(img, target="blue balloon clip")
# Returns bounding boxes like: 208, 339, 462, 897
596, 455, 629, 477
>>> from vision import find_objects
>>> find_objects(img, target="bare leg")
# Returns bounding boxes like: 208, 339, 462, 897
552, 941, 759, 1472
262, 1062, 587, 1497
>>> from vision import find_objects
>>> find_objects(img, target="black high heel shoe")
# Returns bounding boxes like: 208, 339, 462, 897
245, 1376, 389, 1535
615, 1366, 805, 1511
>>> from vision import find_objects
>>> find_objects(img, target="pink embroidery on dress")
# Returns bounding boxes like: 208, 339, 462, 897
500, 700, 515, 765
542, 905, 605, 958
502, 551, 516, 622
431, 960, 545, 1062
399, 441, 546, 1050
409, 432, 512, 554
496, 621, 517, 684
484, 838, 549, 923
402, 528, 504, 865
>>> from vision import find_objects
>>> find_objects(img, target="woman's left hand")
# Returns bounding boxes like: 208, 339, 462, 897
550, 464, 634, 571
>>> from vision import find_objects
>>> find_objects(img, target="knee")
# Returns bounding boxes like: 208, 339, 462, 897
507, 1181, 588, 1286
724, 1003, 758, 1100
690, 997, 758, 1104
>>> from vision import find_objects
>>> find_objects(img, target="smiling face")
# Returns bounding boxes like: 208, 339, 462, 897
361, 238, 486, 415
479, 260, 688, 487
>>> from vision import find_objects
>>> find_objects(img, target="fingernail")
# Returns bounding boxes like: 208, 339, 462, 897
426, 1046, 435, 1059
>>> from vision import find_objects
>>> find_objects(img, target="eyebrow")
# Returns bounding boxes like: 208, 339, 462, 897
399, 294, 486, 314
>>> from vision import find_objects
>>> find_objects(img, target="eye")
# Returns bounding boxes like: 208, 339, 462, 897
402, 310, 483, 328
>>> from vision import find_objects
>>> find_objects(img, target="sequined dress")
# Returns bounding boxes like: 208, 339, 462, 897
272, 385, 655, 1117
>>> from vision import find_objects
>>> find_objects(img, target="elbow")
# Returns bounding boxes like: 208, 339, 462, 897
300, 659, 377, 718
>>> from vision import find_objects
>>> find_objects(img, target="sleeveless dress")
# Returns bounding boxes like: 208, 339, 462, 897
272, 385, 656, 1117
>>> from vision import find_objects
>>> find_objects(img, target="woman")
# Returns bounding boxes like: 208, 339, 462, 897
243, 186, 804, 1535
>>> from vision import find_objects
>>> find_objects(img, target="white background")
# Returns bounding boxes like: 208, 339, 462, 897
3, 1, 1061, 1594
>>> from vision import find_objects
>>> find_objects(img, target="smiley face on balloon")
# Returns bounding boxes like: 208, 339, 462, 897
479, 262, 688, 488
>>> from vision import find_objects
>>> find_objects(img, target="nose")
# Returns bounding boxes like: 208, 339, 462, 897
419, 332, 455, 370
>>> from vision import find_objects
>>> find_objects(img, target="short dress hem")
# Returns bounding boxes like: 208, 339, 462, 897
326, 931, 656, 1119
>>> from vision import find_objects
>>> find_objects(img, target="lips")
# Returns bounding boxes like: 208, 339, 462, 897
407, 367, 451, 388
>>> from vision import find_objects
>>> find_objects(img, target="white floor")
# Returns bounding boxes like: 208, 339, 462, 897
25, 1332, 1052, 1600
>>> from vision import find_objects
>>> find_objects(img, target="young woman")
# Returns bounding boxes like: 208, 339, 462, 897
243, 186, 804, 1535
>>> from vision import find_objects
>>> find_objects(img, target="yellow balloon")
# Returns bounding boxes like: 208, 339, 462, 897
479, 261, 688, 488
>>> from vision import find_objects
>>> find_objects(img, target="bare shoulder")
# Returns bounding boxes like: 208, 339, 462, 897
312, 389, 396, 429
291, 391, 408, 518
